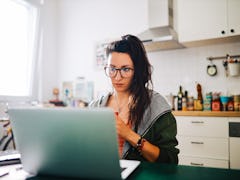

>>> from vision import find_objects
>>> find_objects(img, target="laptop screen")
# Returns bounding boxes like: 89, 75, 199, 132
9, 107, 123, 179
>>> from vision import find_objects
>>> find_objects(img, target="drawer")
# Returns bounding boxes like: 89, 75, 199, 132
177, 136, 229, 160
176, 117, 228, 138
179, 155, 229, 169
230, 137, 240, 170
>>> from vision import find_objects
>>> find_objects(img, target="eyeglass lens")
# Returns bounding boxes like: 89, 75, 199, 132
105, 67, 133, 77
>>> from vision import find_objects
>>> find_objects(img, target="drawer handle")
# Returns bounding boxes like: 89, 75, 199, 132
191, 141, 204, 144
190, 162, 204, 166
191, 121, 204, 124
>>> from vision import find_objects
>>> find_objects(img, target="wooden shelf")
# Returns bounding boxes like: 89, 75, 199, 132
172, 111, 240, 117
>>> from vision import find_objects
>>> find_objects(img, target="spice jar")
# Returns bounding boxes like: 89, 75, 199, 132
212, 92, 221, 111
187, 96, 194, 111
234, 95, 240, 111
203, 93, 212, 111
227, 96, 234, 111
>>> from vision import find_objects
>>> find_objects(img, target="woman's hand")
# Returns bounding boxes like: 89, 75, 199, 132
114, 112, 132, 139
114, 112, 160, 162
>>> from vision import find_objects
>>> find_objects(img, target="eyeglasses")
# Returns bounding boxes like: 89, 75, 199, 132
104, 66, 134, 78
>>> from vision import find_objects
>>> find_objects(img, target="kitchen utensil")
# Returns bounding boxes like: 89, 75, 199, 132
228, 60, 240, 76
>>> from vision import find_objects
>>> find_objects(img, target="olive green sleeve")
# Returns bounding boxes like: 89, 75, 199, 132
144, 112, 179, 164
125, 112, 179, 163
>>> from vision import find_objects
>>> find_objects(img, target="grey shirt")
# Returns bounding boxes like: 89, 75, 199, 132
89, 91, 172, 157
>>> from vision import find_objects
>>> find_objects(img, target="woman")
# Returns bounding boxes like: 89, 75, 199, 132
90, 34, 179, 163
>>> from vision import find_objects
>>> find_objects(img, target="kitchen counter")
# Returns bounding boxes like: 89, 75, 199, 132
2, 162, 240, 180
172, 111, 240, 117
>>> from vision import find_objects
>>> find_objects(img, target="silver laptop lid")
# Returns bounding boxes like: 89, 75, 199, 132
9, 107, 122, 179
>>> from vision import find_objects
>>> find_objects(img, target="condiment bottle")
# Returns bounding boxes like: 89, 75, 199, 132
212, 92, 221, 111
177, 86, 183, 110
182, 90, 188, 111
195, 83, 203, 111
187, 96, 194, 111
227, 96, 234, 111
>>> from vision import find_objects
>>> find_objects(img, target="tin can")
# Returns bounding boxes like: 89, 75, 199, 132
212, 101, 221, 111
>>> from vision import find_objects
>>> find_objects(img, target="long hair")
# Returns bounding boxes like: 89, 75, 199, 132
106, 34, 153, 131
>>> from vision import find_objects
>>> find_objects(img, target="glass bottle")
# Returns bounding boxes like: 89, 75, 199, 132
177, 86, 183, 110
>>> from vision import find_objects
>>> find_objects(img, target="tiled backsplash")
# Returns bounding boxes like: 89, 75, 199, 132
148, 42, 240, 98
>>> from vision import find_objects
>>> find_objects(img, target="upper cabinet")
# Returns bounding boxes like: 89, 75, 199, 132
174, 0, 240, 43
228, 0, 240, 35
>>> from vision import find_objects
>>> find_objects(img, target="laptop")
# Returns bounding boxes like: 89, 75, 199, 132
8, 107, 140, 179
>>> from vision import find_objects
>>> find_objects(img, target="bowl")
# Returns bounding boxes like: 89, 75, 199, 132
220, 96, 230, 104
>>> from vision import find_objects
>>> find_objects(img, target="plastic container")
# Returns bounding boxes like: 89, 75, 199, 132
220, 96, 230, 104
228, 62, 240, 76
220, 96, 230, 111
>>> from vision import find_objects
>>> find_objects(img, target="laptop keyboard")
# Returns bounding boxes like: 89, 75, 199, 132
121, 167, 126, 173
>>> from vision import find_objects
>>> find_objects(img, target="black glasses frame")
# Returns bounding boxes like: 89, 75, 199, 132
104, 66, 134, 78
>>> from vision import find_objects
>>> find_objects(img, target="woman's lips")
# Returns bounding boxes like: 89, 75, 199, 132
114, 83, 124, 87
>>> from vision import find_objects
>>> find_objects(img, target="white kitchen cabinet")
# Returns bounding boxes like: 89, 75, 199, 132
229, 117, 240, 170
179, 156, 229, 169
176, 116, 229, 169
176, 117, 228, 138
229, 137, 240, 169
177, 136, 229, 160
228, 0, 240, 36
175, 0, 240, 42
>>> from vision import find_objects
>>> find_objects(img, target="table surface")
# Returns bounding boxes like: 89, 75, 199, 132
1, 162, 240, 180
129, 162, 240, 180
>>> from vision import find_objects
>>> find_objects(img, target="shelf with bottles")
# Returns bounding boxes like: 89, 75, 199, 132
169, 83, 240, 113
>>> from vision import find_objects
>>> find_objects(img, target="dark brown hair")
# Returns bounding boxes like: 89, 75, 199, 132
106, 34, 153, 131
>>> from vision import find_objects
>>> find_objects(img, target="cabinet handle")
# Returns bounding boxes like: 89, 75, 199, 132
191, 141, 204, 144
221, 30, 225, 35
230, 29, 235, 33
191, 121, 204, 124
190, 162, 204, 166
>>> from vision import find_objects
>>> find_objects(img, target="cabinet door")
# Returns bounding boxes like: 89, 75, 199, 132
177, 136, 229, 160
228, 0, 240, 36
230, 137, 240, 169
179, 155, 229, 169
176, 0, 228, 42
176, 117, 228, 138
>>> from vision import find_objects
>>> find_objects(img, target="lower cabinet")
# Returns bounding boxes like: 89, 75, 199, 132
229, 137, 240, 169
179, 156, 229, 169
229, 117, 240, 169
177, 136, 229, 160
176, 116, 229, 169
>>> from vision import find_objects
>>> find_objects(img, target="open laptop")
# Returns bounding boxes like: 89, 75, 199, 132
8, 107, 140, 179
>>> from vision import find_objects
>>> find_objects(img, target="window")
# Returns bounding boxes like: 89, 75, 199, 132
0, 0, 39, 101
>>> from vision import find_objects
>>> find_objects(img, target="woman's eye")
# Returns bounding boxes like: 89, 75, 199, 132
122, 68, 130, 72
110, 67, 116, 72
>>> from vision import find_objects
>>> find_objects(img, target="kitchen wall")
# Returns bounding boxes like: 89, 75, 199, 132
149, 43, 240, 98
40, 0, 240, 102
55, 0, 148, 101
38, 0, 58, 102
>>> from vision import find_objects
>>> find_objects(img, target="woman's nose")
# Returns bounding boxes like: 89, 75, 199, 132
114, 70, 122, 80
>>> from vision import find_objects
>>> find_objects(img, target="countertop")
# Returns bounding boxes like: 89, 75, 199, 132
2, 162, 240, 180
129, 162, 240, 180
172, 111, 240, 117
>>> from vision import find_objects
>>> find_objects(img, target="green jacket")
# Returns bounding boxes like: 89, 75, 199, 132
89, 91, 179, 164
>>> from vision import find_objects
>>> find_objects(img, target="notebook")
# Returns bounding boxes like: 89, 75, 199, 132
8, 107, 140, 179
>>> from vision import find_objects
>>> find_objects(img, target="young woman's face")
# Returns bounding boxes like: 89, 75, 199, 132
106, 52, 134, 93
